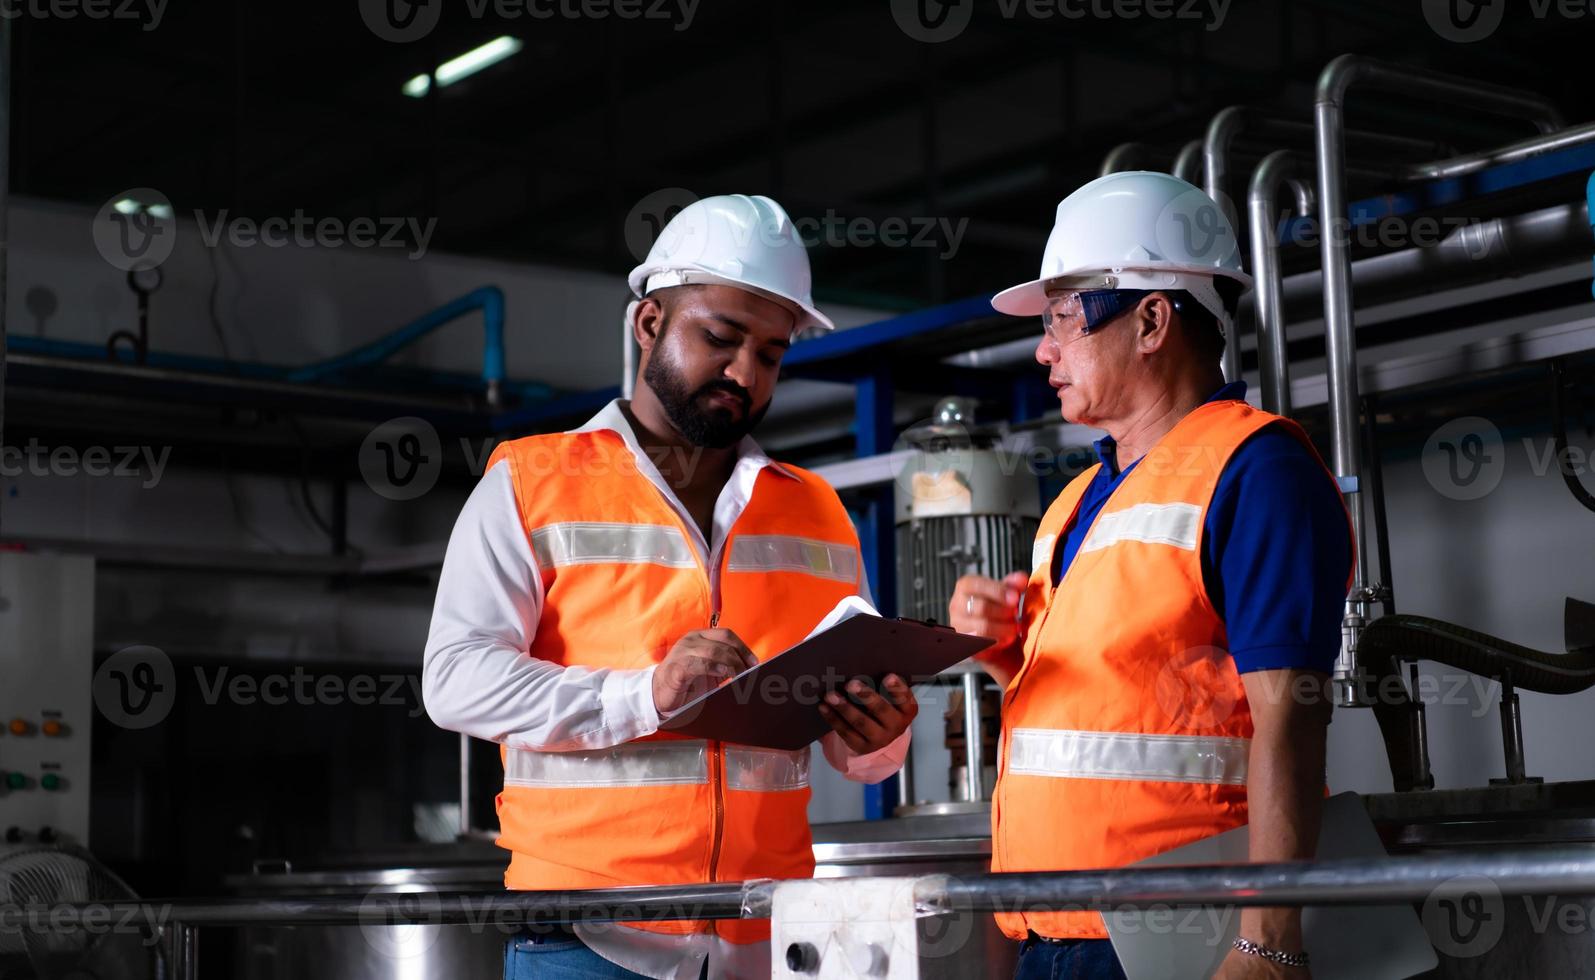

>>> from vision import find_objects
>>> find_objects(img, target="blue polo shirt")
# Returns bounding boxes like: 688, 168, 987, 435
1050, 382, 1351, 675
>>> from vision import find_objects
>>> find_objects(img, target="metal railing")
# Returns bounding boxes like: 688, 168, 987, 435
10, 848, 1595, 979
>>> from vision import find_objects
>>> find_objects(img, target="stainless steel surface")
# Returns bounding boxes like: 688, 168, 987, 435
960, 672, 985, 804
893, 800, 992, 818
1312, 54, 1563, 707
1404, 120, 1595, 181
918, 847, 1595, 911
457, 734, 472, 839
1099, 141, 1148, 176
28, 846, 1595, 929
1248, 149, 1307, 417
1497, 675, 1531, 785
1173, 138, 1203, 184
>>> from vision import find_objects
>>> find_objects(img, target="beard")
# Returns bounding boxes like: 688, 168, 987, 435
643, 343, 770, 449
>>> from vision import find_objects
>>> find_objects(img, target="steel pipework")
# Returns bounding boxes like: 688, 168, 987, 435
1314, 54, 1565, 706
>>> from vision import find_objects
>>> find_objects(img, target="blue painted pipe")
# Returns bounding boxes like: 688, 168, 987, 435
287, 286, 507, 387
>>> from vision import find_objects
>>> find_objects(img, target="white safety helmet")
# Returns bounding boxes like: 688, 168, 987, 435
991, 171, 1252, 324
627, 194, 835, 333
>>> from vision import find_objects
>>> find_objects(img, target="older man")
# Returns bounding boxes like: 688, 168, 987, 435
425, 194, 915, 980
951, 172, 1352, 980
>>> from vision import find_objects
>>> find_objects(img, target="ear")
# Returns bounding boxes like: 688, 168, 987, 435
633, 297, 666, 353
1134, 292, 1177, 356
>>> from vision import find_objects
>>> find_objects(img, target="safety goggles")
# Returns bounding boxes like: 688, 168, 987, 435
1040, 289, 1192, 347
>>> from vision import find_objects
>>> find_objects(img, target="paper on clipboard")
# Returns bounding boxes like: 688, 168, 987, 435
657, 596, 992, 750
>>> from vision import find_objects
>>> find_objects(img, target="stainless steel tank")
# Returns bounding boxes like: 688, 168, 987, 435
229, 862, 506, 980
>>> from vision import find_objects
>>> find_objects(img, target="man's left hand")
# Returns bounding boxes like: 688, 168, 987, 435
1212, 948, 1312, 980
818, 674, 917, 753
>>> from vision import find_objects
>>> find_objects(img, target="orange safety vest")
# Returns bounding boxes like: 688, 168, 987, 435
488, 428, 865, 944
991, 398, 1352, 940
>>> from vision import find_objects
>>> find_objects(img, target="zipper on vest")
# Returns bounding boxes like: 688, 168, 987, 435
708, 741, 725, 887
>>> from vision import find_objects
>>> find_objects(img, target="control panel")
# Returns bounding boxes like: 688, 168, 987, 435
0, 553, 94, 849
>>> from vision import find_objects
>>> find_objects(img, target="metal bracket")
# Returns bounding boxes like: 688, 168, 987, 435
772, 875, 960, 979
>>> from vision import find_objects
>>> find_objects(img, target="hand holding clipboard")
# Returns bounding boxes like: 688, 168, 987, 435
658, 597, 994, 751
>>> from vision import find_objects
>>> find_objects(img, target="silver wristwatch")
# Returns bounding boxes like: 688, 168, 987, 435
1231, 936, 1310, 968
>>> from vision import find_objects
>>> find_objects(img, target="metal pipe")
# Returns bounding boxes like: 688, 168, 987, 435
922, 847, 1595, 912
622, 301, 638, 400
1173, 139, 1203, 184
458, 733, 473, 838
1100, 142, 1149, 176
896, 741, 915, 810
171, 922, 195, 980
1314, 54, 1564, 707
1247, 149, 1308, 416
19, 848, 1595, 934
1207, 104, 1452, 385
961, 671, 984, 803
1497, 673, 1529, 785
1405, 120, 1595, 181
286, 286, 508, 406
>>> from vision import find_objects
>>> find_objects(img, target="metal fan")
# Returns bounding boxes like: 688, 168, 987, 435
0, 845, 163, 980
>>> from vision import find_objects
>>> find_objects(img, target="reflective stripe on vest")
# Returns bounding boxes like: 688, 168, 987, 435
1006, 728, 1249, 786
727, 534, 858, 583
504, 742, 810, 792
1078, 502, 1202, 554
528, 522, 696, 570
1031, 533, 1057, 574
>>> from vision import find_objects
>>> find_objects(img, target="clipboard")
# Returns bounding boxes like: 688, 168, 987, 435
657, 615, 994, 751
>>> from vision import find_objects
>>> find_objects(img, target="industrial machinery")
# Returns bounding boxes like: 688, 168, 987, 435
0, 554, 95, 853
891, 397, 1040, 814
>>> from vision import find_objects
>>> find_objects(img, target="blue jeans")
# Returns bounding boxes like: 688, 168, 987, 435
1013, 933, 1128, 980
503, 927, 652, 979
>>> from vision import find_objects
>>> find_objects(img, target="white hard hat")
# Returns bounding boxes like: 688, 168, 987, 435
627, 194, 835, 332
991, 171, 1252, 323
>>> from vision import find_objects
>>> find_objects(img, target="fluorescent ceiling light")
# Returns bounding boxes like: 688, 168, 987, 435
403, 36, 523, 98
113, 197, 173, 219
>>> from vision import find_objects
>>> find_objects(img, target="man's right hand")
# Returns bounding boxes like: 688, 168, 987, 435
949, 572, 1029, 646
652, 628, 760, 716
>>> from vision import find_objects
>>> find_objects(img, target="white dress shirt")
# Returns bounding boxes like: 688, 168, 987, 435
423, 399, 909, 980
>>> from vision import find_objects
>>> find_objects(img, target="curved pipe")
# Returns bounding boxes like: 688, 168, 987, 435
1551, 359, 1595, 514
1247, 150, 1313, 416
1100, 142, 1150, 176
1359, 613, 1595, 696
1204, 106, 1448, 383
1315, 54, 1565, 706
1173, 139, 1203, 184
287, 286, 507, 405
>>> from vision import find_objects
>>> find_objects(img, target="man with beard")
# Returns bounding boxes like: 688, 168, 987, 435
423, 194, 917, 980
